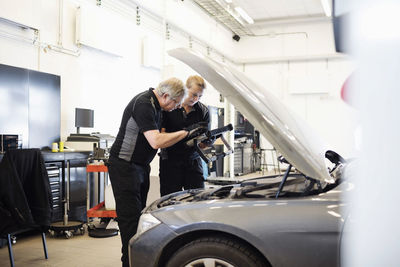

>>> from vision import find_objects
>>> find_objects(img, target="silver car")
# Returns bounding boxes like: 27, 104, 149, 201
129, 48, 349, 267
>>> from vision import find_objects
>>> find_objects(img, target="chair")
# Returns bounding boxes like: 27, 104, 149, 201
3, 231, 48, 267
0, 149, 52, 266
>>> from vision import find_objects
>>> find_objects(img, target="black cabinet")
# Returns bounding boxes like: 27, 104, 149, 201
66, 158, 88, 222
45, 162, 63, 222
234, 143, 253, 175
42, 151, 90, 223
0, 63, 60, 149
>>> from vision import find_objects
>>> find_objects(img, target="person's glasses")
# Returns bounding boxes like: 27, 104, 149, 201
169, 96, 181, 108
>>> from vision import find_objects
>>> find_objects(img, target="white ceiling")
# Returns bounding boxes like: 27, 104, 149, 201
192, 0, 330, 36
234, 0, 325, 22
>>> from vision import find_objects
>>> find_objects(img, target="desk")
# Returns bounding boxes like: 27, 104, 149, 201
1, 151, 90, 223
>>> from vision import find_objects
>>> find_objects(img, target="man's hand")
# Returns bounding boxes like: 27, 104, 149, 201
184, 122, 208, 140
201, 135, 216, 147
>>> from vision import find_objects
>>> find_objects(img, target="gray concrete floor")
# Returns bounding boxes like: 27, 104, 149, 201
0, 171, 273, 267
0, 231, 121, 267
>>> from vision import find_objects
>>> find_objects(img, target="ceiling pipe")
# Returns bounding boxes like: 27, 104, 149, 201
235, 53, 348, 65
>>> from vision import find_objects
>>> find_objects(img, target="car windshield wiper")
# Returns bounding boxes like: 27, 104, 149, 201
158, 189, 201, 207
238, 174, 281, 183
204, 186, 234, 199
234, 180, 279, 197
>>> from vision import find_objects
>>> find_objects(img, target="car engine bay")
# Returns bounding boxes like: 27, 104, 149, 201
148, 150, 345, 210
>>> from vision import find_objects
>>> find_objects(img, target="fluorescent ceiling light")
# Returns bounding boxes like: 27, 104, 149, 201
226, 8, 245, 26
234, 6, 254, 24
223, 0, 233, 3
321, 0, 332, 17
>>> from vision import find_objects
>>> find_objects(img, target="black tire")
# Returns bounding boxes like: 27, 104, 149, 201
166, 236, 267, 267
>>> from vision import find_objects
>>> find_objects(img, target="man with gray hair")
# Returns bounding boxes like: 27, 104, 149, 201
108, 77, 206, 267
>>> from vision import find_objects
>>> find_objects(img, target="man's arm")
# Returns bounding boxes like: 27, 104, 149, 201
199, 106, 210, 148
144, 129, 187, 149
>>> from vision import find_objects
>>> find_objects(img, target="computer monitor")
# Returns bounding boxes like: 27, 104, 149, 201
75, 108, 94, 134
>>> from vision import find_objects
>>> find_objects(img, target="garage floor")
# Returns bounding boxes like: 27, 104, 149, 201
0, 171, 271, 266
0, 173, 163, 267
0, 230, 121, 267
0, 174, 159, 267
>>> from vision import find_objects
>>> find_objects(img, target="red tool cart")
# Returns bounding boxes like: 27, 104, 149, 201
86, 164, 118, 237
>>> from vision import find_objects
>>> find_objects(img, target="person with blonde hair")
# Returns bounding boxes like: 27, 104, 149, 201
108, 77, 206, 267
159, 75, 210, 196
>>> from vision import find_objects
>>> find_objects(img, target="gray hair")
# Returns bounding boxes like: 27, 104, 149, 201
155, 77, 186, 100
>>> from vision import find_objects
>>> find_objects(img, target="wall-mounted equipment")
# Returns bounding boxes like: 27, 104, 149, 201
141, 35, 163, 70
232, 34, 240, 42
75, 4, 127, 56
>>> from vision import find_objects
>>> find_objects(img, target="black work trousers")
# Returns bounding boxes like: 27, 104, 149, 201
159, 155, 204, 197
108, 156, 150, 267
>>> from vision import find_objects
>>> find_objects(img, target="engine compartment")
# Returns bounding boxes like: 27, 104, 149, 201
149, 152, 346, 210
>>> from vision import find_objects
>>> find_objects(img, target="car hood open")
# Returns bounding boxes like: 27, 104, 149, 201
168, 48, 335, 183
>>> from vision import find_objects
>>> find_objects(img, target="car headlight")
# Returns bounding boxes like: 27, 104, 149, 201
136, 213, 161, 237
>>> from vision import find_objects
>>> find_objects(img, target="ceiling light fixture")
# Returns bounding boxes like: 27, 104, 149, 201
234, 6, 254, 24
223, 0, 232, 3
321, 0, 332, 17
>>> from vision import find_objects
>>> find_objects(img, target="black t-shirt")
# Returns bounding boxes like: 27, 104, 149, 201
110, 88, 161, 165
162, 102, 209, 157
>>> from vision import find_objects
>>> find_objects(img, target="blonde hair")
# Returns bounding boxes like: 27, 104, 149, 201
186, 75, 206, 90
155, 77, 185, 99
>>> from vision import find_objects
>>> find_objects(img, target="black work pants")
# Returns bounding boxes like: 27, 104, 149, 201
159, 155, 204, 197
108, 156, 150, 267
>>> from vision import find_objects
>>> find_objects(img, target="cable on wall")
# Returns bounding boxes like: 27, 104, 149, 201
0, 2, 80, 59
114, 0, 236, 64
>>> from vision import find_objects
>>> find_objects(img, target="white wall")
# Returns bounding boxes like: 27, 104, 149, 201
234, 20, 357, 158
0, 0, 357, 172
236, 22, 336, 59
0, 0, 234, 175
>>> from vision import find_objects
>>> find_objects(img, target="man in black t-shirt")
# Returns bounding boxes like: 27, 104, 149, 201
159, 75, 210, 196
108, 77, 206, 267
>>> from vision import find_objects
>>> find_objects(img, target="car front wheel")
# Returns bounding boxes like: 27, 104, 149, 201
166, 236, 268, 267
